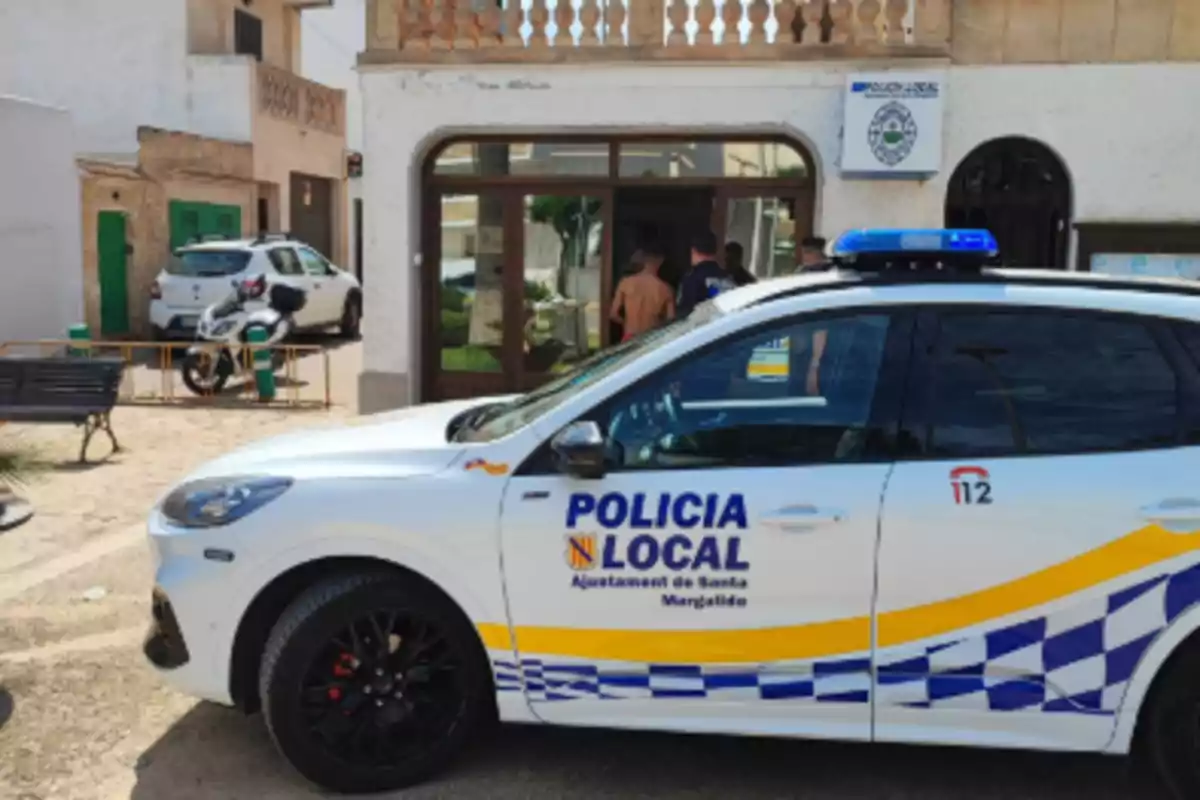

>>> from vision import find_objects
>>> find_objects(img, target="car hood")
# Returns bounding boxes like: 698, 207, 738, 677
182, 396, 517, 482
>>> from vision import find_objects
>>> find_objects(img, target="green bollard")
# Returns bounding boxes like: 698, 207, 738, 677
247, 327, 276, 402
67, 323, 91, 357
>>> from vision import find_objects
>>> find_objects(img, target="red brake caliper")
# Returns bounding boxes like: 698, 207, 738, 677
330, 653, 355, 702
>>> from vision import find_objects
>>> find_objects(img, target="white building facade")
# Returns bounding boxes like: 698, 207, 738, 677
356, 0, 1200, 413
0, 97, 84, 344
303, 0, 367, 283
0, 0, 349, 338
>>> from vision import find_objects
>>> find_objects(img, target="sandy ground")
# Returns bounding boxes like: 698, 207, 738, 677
0, 339, 1143, 800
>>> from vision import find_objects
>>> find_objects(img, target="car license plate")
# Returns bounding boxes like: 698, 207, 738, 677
178, 315, 199, 329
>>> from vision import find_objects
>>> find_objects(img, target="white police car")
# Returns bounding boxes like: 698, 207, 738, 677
146, 229, 1200, 797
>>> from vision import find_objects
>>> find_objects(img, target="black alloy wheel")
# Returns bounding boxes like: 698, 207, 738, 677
259, 573, 490, 794
1138, 643, 1200, 799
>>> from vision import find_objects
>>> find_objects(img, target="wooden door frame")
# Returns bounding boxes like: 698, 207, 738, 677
420, 134, 819, 401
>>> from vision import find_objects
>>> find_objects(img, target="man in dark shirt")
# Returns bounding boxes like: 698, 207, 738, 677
724, 241, 757, 287
799, 236, 829, 271
677, 230, 737, 318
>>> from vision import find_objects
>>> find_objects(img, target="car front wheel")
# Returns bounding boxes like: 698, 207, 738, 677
1139, 642, 1200, 799
258, 572, 491, 794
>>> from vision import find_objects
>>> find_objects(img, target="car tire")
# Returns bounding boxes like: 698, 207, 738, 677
1138, 642, 1200, 799
339, 293, 362, 340
258, 571, 491, 794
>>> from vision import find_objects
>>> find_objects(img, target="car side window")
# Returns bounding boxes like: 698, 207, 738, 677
1174, 322, 1200, 371
915, 310, 1179, 458
594, 313, 893, 470
297, 247, 330, 276
270, 248, 304, 276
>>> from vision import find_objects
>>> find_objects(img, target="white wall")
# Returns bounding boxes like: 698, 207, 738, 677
301, 0, 365, 271
0, 0, 190, 156
184, 55, 255, 142
359, 61, 1200, 394
300, 0, 364, 152
0, 97, 84, 343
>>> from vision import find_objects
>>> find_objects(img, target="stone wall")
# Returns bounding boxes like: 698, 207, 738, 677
953, 0, 1200, 64
187, 0, 303, 72
78, 128, 258, 337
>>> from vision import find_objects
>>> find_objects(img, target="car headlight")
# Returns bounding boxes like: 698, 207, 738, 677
210, 320, 236, 337
160, 476, 292, 528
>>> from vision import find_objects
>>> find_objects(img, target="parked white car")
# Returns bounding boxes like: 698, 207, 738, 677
145, 229, 1200, 798
149, 235, 362, 340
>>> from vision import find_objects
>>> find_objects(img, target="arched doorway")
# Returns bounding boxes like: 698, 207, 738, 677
945, 137, 1072, 269
420, 135, 817, 401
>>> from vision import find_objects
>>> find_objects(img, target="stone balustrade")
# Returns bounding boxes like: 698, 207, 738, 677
257, 63, 345, 136
362, 0, 952, 63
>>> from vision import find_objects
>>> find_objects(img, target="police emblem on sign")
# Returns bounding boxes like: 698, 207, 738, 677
867, 101, 918, 167
565, 534, 598, 571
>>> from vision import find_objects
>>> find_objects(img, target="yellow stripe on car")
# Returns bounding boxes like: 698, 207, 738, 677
477, 523, 1200, 664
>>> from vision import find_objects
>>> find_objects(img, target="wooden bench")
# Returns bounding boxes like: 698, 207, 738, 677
0, 356, 125, 463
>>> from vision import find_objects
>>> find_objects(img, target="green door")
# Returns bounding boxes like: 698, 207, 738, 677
97, 211, 130, 336
208, 205, 240, 239
169, 200, 242, 248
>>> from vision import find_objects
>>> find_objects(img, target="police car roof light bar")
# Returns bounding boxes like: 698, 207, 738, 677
829, 228, 1000, 274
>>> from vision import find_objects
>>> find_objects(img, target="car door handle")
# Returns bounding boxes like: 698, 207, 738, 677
1139, 499, 1200, 524
760, 505, 846, 531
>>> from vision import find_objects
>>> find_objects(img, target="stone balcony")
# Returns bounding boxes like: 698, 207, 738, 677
256, 62, 346, 137
361, 0, 953, 64
184, 56, 345, 141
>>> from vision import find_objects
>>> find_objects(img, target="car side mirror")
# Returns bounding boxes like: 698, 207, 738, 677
550, 421, 607, 479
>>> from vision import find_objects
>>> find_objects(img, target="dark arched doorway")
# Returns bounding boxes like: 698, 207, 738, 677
945, 137, 1072, 269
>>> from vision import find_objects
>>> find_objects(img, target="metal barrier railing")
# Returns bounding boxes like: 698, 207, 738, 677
0, 340, 332, 409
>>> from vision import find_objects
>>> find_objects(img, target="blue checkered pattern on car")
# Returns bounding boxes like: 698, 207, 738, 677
492, 558, 1200, 715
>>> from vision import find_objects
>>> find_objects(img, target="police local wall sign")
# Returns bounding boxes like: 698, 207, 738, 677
840, 71, 946, 178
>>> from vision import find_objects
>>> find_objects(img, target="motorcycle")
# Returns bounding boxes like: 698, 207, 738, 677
179, 274, 307, 396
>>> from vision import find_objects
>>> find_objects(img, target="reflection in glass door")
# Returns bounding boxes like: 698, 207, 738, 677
518, 193, 608, 389
722, 194, 805, 279
433, 191, 509, 399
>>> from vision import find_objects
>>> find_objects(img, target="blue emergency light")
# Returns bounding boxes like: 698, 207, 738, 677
830, 228, 1000, 260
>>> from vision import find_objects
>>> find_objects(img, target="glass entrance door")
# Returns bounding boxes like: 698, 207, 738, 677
516, 191, 611, 391
430, 189, 515, 400
716, 189, 810, 279
427, 188, 612, 401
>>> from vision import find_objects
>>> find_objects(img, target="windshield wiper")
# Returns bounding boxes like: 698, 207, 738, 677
451, 401, 509, 442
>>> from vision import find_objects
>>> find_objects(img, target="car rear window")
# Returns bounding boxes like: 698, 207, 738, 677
168, 250, 252, 277
1175, 322, 1200, 369
918, 309, 1179, 458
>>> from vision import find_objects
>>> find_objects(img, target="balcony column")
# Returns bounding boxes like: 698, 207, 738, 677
628, 0, 664, 46
366, 0, 402, 51
912, 0, 952, 48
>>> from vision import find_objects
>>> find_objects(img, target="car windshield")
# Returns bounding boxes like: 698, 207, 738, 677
167, 250, 252, 277
456, 303, 724, 443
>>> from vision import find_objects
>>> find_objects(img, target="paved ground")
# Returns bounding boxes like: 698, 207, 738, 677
0, 338, 1147, 799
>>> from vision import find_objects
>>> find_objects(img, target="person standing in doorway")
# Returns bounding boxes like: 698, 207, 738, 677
677, 230, 736, 319
724, 241, 757, 286
610, 245, 675, 342
797, 235, 830, 393
799, 236, 829, 271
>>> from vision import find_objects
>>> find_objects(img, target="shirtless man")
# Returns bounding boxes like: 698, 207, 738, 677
610, 246, 675, 341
